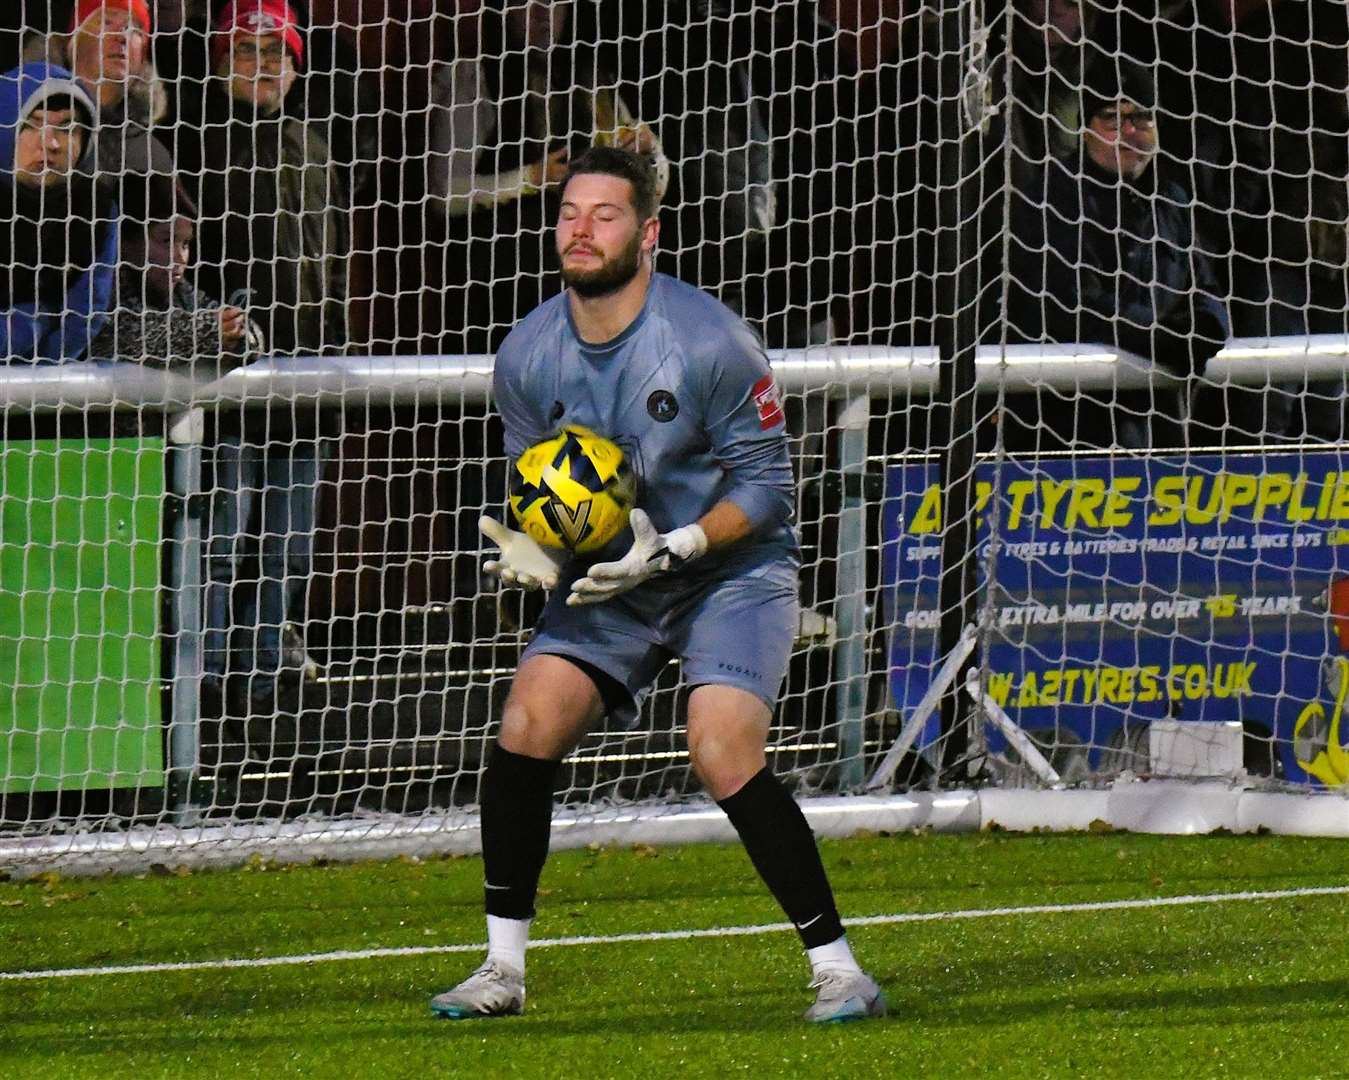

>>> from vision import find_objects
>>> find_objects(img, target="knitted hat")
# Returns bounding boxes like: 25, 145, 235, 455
68, 0, 152, 35
213, 0, 305, 68
119, 170, 199, 225
1080, 60, 1156, 123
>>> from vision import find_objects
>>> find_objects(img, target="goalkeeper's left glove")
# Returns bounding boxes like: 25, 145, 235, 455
567, 508, 707, 606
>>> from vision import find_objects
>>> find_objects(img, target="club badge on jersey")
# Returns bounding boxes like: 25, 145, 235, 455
752, 374, 784, 430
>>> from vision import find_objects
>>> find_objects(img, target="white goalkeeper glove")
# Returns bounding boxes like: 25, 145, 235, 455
479, 516, 563, 591
567, 509, 708, 606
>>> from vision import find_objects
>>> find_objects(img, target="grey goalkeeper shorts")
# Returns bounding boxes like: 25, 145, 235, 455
521, 563, 799, 727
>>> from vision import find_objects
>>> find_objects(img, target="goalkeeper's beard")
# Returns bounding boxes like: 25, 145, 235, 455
560, 230, 645, 299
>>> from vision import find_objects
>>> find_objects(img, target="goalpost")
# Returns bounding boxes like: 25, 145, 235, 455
3, 0, 1349, 878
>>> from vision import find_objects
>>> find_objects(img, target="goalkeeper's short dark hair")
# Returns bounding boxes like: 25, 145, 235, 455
565, 145, 660, 221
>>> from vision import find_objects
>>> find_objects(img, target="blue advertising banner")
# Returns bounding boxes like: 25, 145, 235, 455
882, 451, 1349, 785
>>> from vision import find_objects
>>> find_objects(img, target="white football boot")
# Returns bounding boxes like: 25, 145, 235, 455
804, 967, 887, 1024
430, 959, 526, 1019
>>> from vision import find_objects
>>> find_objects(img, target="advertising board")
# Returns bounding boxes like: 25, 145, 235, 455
883, 451, 1349, 784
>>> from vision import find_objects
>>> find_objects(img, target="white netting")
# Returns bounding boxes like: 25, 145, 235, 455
882, 0, 1349, 796
3, 1, 1349, 874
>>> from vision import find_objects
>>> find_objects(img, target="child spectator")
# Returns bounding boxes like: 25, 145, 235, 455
87, 170, 262, 376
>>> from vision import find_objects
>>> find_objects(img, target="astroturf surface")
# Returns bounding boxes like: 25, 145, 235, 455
2, 832, 1347, 1079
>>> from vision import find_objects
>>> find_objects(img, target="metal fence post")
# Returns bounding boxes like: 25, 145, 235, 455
833, 392, 870, 789
167, 406, 205, 825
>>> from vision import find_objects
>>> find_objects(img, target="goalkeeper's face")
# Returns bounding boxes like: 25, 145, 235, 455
556, 173, 658, 299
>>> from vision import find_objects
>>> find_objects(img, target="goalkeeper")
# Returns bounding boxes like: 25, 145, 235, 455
432, 146, 885, 1025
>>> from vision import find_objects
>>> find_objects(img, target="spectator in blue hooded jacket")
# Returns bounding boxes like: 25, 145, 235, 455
0, 62, 118, 362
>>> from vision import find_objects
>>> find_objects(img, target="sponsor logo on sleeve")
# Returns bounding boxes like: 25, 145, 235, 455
752, 374, 784, 430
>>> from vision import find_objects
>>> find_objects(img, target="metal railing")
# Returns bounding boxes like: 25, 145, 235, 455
1, 337, 1344, 818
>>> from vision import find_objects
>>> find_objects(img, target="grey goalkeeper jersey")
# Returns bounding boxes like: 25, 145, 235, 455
493, 272, 799, 581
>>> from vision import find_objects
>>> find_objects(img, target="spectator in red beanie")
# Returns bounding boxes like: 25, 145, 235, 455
62, 0, 173, 202
66, 0, 152, 109
178, 0, 349, 715
192, 0, 347, 356
211, 0, 305, 115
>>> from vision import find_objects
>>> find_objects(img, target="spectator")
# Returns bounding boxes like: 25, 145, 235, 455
188, 0, 349, 356
58, 0, 175, 190
87, 171, 262, 376
425, 0, 669, 353
0, 62, 117, 362
180, 0, 345, 714
1003, 61, 1228, 450
84, 167, 273, 724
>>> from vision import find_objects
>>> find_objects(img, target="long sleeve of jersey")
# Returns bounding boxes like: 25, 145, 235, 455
697, 321, 795, 534
493, 348, 547, 462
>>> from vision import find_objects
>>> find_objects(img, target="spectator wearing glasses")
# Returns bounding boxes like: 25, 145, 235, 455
178, 0, 348, 719
0, 62, 117, 363
1003, 62, 1228, 450
186, 0, 349, 359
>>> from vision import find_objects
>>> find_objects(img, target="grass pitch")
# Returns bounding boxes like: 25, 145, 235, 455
2, 831, 1347, 1079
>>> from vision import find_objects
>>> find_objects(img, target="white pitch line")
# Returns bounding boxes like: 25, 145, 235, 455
4, 883, 1347, 983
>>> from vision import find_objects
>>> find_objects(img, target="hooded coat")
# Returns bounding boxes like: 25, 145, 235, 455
0, 62, 118, 362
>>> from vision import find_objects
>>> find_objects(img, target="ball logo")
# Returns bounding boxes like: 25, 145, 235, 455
647, 390, 678, 422
543, 490, 592, 549
510, 425, 635, 553
752, 374, 784, 430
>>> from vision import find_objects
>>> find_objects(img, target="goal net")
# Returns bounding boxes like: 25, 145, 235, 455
2, 0, 1347, 875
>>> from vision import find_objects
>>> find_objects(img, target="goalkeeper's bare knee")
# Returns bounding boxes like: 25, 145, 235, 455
499, 654, 606, 759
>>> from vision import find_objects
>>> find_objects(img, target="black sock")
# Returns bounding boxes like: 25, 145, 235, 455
480, 744, 562, 920
716, 767, 846, 949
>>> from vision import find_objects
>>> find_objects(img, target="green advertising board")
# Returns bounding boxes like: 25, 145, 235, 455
0, 439, 165, 793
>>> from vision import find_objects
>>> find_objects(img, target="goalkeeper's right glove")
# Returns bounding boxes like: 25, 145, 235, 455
479, 516, 563, 591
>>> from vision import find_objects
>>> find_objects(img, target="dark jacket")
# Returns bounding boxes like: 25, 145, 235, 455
1008, 156, 1229, 375
1001, 155, 1229, 450
91, 91, 176, 212
189, 85, 350, 357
